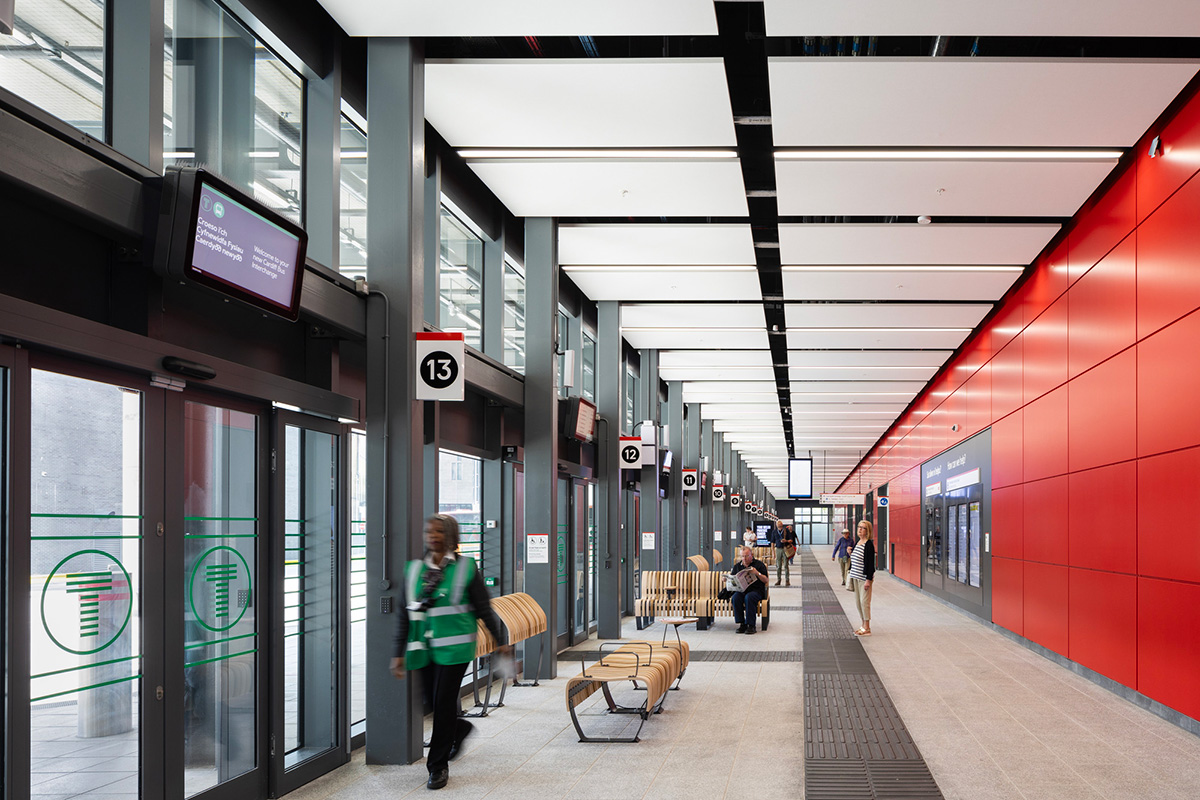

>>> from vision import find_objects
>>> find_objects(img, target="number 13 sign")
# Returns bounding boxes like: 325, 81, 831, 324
415, 332, 465, 401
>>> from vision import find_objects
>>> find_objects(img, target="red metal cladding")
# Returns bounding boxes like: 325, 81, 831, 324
1136, 85, 1200, 225
1137, 310, 1200, 458
1022, 475, 1068, 566
992, 408, 1023, 489
1023, 293, 1069, 406
1138, 577, 1200, 721
1068, 568, 1137, 687
1067, 235, 1137, 379
1022, 562, 1069, 657
991, 557, 1023, 636
1022, 386, 1068, 483
1024, 242, 1070, 327
1068, 461, 1137, 575
1068, 349, 1137, 473
991, 336, 1024, 422
1069, 166, 1136, 284
992, 483, 1024, 561
1137, 446, 1200, 584
966, 363, 992, 437
1137, 173, 1200, 340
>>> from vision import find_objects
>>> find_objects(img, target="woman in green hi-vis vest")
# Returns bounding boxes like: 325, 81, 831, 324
391, 514, 509, 791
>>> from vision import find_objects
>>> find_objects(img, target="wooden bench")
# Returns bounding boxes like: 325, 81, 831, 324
712, 548, 724, 566
565, 639, 689, 743
463, 592, 547, 716
635, 571, 770, 631
686, 554, 710, 571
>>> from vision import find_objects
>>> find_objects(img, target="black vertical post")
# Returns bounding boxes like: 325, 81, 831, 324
597, 302, 623, 638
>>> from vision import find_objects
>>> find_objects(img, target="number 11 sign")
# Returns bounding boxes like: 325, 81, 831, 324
415, 332, 465, 401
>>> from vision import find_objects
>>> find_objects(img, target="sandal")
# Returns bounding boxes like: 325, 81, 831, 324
855, 629, 871, 636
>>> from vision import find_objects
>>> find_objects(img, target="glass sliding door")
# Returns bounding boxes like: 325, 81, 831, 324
272, 412, 346, 794
28, 369, 144, 800
181, 401, 260, 798
348, 431, 367, 740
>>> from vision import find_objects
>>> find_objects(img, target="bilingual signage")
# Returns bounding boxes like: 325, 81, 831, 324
619, 436, 643, 469
820, 493, 866, 505
945, 468, 981, 492
712, 484, 725, 501
682, 469, 698, 491
415, 332, 465, 401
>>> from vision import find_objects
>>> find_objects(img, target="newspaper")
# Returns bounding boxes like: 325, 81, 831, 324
729, 567, 758, 593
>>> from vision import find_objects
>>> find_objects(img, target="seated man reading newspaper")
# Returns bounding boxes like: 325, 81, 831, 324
728, 546, 769, 635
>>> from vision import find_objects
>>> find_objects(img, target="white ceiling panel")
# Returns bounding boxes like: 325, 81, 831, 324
785, 328, 970, 349
565, 268, 762, 302
763, 1, 1200, 37
789, 366, 941, 381
623, 304, 766, 328
662, 350, 774, 368
784, 404, 908, 416
775, 158, 1117, 217
702, 405, 784, 419
790, 381, 927, 394
769, 58, 1199, 147
778, 224, 1058, 265
661, 367, 776, 382
682, 392, 779, 404
683, 380, 777, 394
622, 329, 770, 350
319, 0, 717, 36
426, 59, 735, 147
560, 224, 756, 265
785, 303, 991, 328
468, 159, 747, 217
782, 267, 1024, 301
788, 350, 950, 367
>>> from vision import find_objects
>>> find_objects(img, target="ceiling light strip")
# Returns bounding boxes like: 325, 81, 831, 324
774, 148, 1123, 161
781, 265, 1023, 272
460, 149, 739, 160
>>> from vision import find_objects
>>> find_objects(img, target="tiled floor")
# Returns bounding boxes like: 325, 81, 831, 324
281, 551, 1200, 800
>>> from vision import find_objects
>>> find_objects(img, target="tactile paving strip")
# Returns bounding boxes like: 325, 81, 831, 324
559, 650, 801, 663
799, 547, 943, 799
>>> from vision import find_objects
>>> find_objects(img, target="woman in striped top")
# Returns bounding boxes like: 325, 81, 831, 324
848, 520, 876, 636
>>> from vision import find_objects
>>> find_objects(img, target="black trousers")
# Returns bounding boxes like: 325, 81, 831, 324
420, 660, 471, 774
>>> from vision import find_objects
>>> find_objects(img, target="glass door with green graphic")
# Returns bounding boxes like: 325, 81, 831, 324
271, 412, 346, 795
25, 366, 160, 800
180, 400, 264, 800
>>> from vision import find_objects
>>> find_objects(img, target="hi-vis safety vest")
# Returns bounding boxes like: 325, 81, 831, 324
404, 556, 478, 668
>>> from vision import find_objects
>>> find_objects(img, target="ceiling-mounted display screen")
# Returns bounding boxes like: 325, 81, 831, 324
788, 458, 813, 499
155, 167, 307, 320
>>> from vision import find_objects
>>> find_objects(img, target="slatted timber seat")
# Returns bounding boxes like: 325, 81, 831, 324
753, 545, 776, 566
634, 571, 713, 629
711, 548, 724, 566
490, 592, 547, 687
686, 554, 710, 571
564, 640, 689, 743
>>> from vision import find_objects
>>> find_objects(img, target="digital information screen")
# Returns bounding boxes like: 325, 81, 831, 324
788, 458, 814, 499
188, 181, 305, 318
573, 398, 597, 442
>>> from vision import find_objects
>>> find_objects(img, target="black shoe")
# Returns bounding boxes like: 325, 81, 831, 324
745, 627, 757, 635
448, 721, 474, 761
735, 624, 747, 634
428, 768, 448, 790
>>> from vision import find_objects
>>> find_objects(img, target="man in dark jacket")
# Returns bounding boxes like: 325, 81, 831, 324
731, 546, 769, 634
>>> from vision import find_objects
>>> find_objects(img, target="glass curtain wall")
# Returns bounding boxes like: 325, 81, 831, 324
503, 259, 526, 373
581, 332, 596, 402
348, 431, 367, 736
438, 208, 484, 351
339, 117, 368, 279
557, 310, 569, 397
28, 370, 142, 800
438, 451, 483, 572
164, 0, 304, 222
0, 0, 106, 139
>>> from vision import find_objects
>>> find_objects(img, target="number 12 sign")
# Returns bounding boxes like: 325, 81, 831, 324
415, 332, 465, 401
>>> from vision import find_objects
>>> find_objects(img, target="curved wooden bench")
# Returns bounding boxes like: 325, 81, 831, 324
686, 554, 709, 571
711, 548, 724, 566
565, 640, 688, 743
491, 592, 547, 687
635, 571, 713, 629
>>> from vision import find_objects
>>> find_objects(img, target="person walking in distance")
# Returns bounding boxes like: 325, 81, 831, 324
391, 514, 511, 791
848, 520, 876, 636
832, 528, 855, 590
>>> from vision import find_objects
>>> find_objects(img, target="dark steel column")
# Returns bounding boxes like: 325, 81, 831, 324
685, 402, 702, 561
638, 351, 661, 573
701, 418, 715, 558
364, 37, 425, 766
596, 302, 623, 638
666, 381, 684, 571
523, 217, 559, 678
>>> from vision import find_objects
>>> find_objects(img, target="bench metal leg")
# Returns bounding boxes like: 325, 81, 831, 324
462, 655, 494, 718
511, 635, 543, 688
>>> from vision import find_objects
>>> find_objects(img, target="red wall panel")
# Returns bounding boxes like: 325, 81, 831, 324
1024, 242, 1070, 326
1137, 89, 1200, 223
1138, 446, 1200, 584
991, 557, 1023, 636
1023, 294, 1069, 405
1068, 461, 1137, 575
1138, 577, 1200, 720
1067, 235, 1137, 379
992, 409, 1023, 489
1069, 166, 1136, 283
1023, 562, 1069, 657
1137, 310, 1200, 458
1068, 349, 1137, 473
966, 364, 991, 436
1023, 386, 1068, 482
990, 301, 1024, 355
943, 386, 967, 446
1137, 174, 1200, 339
991, 336, 1023, 422
992, 484, 1023, 560
1068, 568, 1137, 687
1023, 476, 1068, 566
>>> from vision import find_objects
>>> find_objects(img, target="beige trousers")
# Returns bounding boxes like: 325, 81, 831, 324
851, 578, 872, 624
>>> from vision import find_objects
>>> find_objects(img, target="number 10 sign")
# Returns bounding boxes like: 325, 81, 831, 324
415, 332, 465, 401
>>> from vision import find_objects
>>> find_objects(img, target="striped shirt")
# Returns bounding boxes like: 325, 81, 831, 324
848, 541, 867, 581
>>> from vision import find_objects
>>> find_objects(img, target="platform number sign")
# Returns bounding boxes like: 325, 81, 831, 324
682, 468, 698, 491
415, 332, 465, 401
713, 484, 725, 502
619, 436, 643, 469
730, 494, 741, 508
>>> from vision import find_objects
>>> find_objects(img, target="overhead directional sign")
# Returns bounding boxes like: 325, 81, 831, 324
730, 494, 741, 508
820, 493, 866, 505
682, 468, 698, 491
415, 332, 465, 401
713, 484, 725, 502
619, 436, 643, 469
